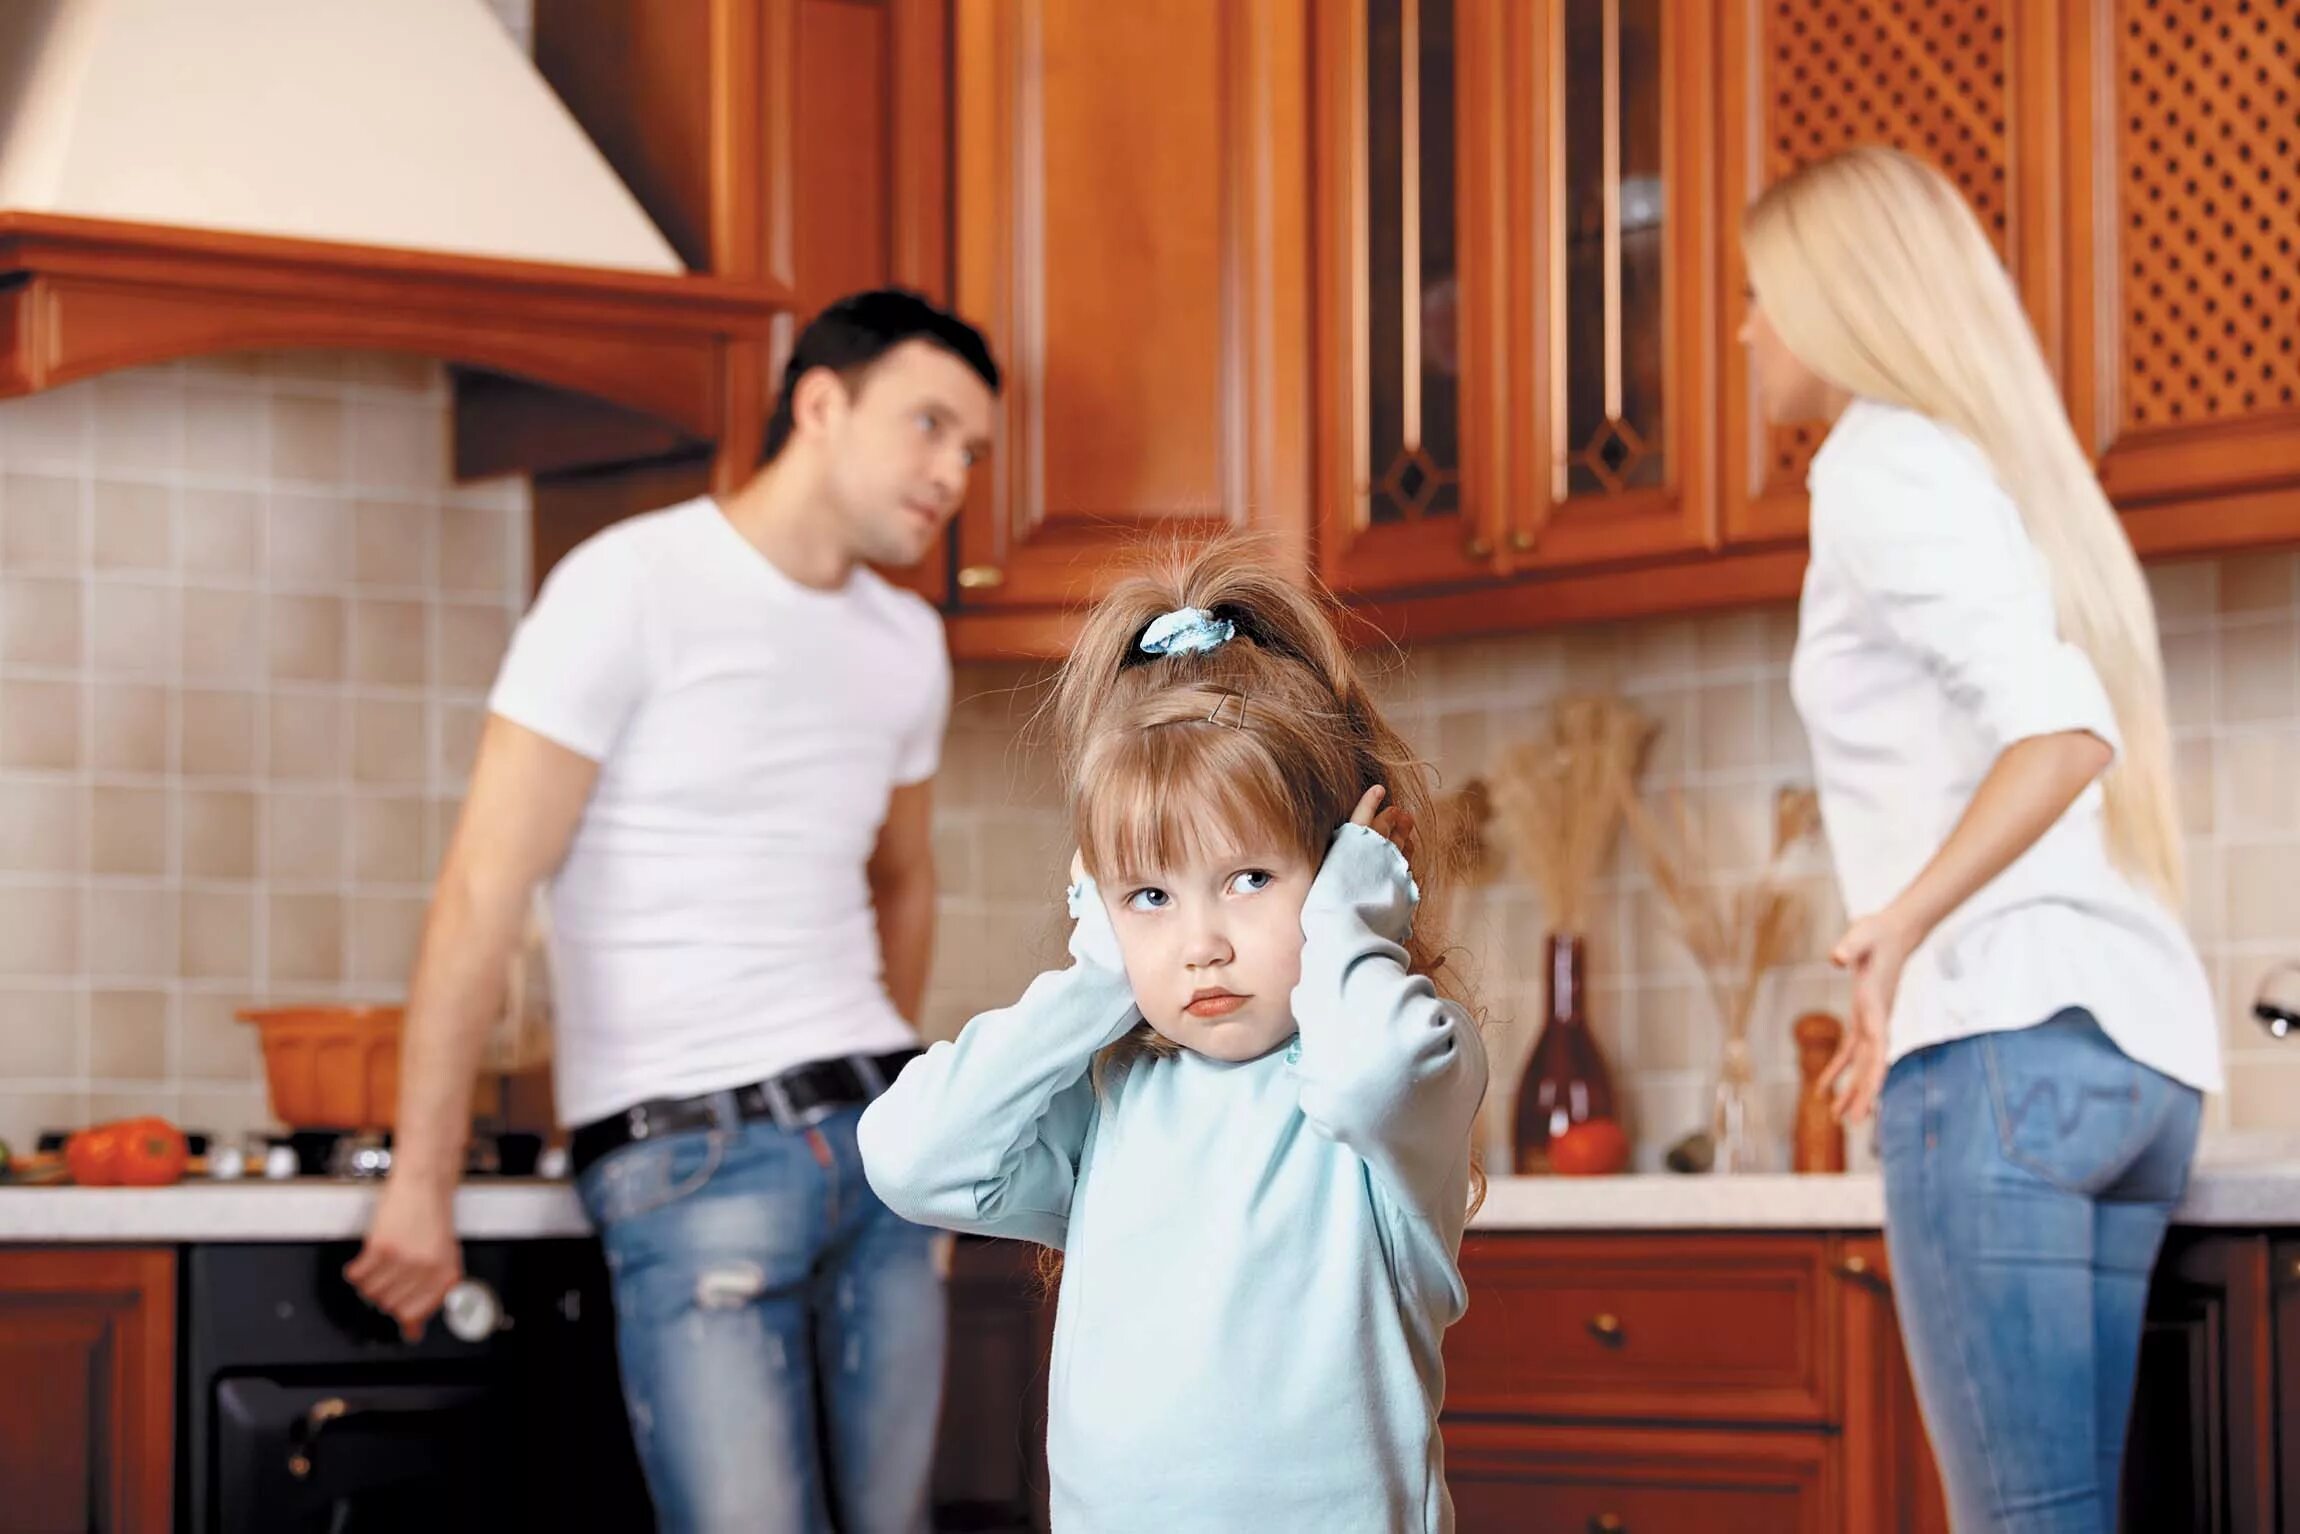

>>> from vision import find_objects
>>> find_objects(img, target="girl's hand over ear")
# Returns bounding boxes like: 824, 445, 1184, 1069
1349, 785, 1417, 862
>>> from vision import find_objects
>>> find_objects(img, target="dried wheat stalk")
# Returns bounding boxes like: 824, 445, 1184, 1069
1489, 696, 1654, 934
1623, 785, 1821, 1045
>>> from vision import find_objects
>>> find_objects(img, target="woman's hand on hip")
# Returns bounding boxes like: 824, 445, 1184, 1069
1826, 907, 1918, 1122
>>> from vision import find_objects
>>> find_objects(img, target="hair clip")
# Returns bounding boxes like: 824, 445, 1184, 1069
1204, 690, 1250, 730
1139, 606, 1236, 658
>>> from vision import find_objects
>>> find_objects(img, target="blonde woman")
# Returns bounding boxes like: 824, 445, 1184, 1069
1740, 146, 2221, 1533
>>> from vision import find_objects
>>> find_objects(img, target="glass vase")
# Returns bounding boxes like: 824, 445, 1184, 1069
1708, 1035, 1774, 1175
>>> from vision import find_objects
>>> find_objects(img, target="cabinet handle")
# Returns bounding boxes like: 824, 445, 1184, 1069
1585, 1312, 1625, 1347
1510, 529, 1536, 552
1463, 535, 1494, 561
1589, 1515, 1626, 1534
1832, 1255, 1891, 1293
957, 565, 1006, 591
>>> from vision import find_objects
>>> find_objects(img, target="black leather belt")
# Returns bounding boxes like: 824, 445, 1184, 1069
568, 1048, 922, 1180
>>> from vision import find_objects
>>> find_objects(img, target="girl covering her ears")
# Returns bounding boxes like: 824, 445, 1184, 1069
859, 539, 1488, 1533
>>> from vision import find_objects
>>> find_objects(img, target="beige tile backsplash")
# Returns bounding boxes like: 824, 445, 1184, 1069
924, 554, 2300, 1170
0, 356, 523, 1147
1, 350, 2290, 1164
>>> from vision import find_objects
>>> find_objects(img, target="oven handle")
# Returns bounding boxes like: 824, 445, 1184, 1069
286, 1394, 475, 1480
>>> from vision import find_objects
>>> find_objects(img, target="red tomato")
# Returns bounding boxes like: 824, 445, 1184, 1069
65, 1125, 122, 1186
113, 1119, 189, 1186
1549, 1117, 1630, 1176
64, 1118, 188, 1186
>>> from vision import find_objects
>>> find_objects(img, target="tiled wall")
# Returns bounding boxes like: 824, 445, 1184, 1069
1, 346, 2287, 1168
925, 554, 2300, 1171
0, 355, 524, 1149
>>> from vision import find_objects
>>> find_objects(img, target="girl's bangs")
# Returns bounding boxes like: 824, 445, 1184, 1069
1078, 727, 1315, 883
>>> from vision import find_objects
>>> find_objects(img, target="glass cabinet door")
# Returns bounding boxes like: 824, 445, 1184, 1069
1513, 0, 1714, 567
1316, 0, 1507, 595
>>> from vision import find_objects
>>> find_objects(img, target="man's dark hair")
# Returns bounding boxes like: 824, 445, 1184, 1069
760, 288, 1000, 465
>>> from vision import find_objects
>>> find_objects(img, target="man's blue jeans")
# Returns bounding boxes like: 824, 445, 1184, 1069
1880, 1009, 2201, 1533
578, 1099, 945, 1533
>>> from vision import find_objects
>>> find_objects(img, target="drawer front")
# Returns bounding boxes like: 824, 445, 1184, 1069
1446, 1421, 1832, 1534
1446, 1234, 1833, 1424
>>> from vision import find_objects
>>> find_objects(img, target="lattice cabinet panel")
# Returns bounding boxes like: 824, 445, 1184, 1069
2113, 0, 2299, 433
1755, 0, 2014, 497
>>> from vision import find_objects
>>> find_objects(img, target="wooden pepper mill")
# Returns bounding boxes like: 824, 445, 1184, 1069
1792, 1012, 1846, 1174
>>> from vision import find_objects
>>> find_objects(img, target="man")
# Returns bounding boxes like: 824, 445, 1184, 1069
349, 289, 999, 1533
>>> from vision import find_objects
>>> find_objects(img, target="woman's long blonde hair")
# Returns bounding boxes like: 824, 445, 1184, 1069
1743, 145, 2184, 901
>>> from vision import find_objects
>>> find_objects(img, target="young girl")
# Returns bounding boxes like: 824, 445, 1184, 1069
859, 541, 1487, 1531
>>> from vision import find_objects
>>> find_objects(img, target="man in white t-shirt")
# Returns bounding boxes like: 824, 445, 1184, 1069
348, 290, 998, 1533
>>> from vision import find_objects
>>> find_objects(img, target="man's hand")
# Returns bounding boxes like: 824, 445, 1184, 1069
344, 717, 600, 1337
345, 1178, 463, 1341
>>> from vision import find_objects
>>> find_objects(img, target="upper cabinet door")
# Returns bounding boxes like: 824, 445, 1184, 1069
951, 0, 1311, 611
2064, 0, 2300, 552
1315, 0, 1511, 596
1717, 0, 2058, 547
1508, 0, 1719, 570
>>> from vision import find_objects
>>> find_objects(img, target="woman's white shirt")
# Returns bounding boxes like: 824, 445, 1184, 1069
1790, 398, 2223, 1093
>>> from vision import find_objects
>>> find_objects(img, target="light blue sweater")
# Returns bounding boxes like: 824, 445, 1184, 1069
859, 825, 1488, 1532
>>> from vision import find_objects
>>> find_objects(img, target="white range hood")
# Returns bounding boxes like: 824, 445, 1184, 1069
0, 0, 685, 274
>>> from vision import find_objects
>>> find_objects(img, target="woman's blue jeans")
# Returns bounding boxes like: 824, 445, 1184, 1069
1879, 1009, 2202, 1533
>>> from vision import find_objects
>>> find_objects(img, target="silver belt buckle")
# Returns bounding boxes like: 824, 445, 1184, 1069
763, 1074, 837, 1131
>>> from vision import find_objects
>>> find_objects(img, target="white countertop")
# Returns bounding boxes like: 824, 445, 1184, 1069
0, 1179, 590, 1244
6, 1150, 2300, 1244
1469, 1161, 2300, 1231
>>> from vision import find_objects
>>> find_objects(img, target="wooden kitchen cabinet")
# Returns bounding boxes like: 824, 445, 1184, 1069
2275, 1238, 2300, 1534
1340, 0, 2300, 646
948, 0, 1313, 628
1446, 1233, 1851, 1532
1329, 0, 2030, 642
1451, 1229, 2300, 1532
1315, 0, 1716, 602
1501, 0, 1718, 574
2124, 1231, 2280, 1533
1838, 1231, 2300, 1534
1715, 0, 2064, 550
1446, 1233, 1833, 1425
2063, 0, 2300, 561
1312, 0, 1511, 596
1831, 1236, 1953, 1534
1447, 1420, 1833, 1534
935, 1237, 1055, 1532
0, 1247, 174, 1534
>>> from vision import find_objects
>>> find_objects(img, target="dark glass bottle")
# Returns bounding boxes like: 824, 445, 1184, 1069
1512, 932, 1624, 1173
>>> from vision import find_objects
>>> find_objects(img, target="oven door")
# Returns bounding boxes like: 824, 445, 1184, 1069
213, 1375, 517, 1534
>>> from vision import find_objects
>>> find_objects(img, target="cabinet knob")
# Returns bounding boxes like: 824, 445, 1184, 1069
1833, 1256, 1891, 1292
957, 565, 1006, 591
1463, 535, 1494, 561
1589, 1515, 1627, 1534
1586, 1312, 1625, 1346
1510, 529, 1536, 552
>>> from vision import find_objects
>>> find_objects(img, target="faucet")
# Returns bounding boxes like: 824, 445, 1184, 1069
2254, 961, 2300, 1040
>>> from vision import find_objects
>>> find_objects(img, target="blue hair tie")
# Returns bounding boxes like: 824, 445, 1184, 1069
1139, 606, 1235, 658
